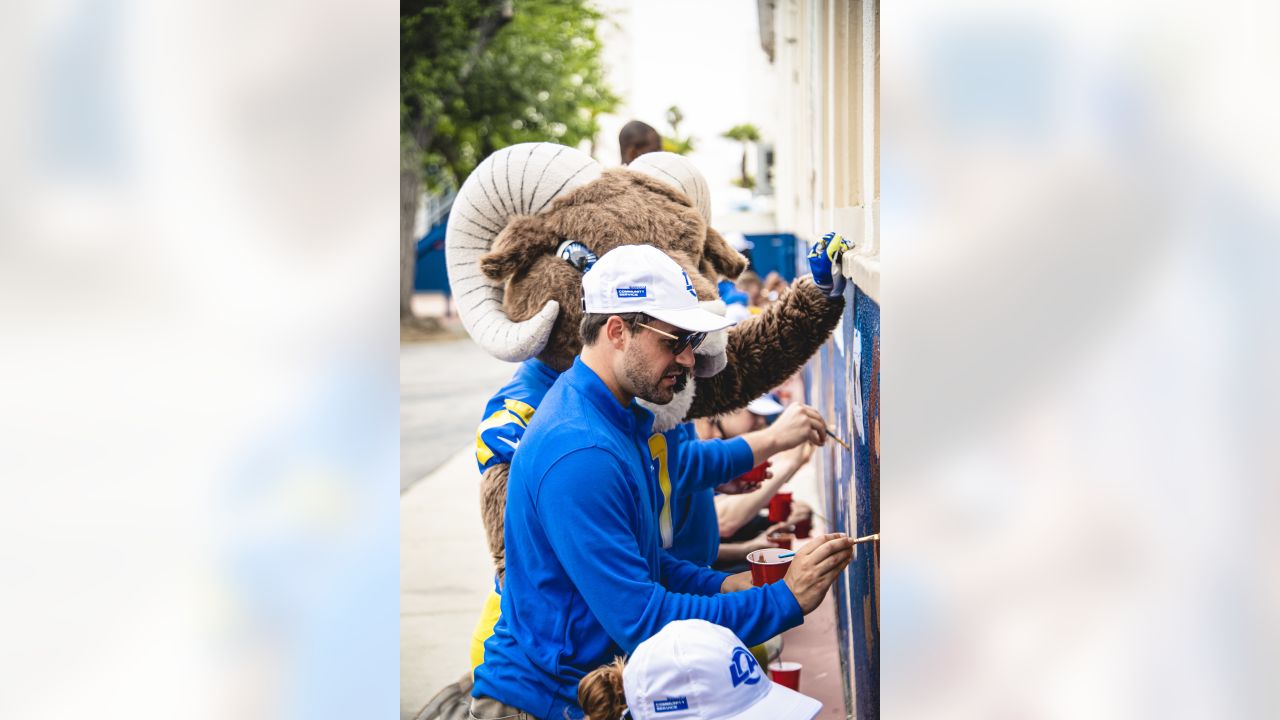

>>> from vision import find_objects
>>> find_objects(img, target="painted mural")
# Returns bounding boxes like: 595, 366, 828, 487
810, 279, 880, 719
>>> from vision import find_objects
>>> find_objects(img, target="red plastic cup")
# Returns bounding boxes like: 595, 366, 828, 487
747, 547, 792, 587
768, 491, 793, 522
768, 661, 802, 690
768, 531, 795, 550
735, 460, 771, 486
792, 516, 812, 539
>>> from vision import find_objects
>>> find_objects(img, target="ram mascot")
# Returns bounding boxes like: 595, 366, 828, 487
442, 142, 849, 681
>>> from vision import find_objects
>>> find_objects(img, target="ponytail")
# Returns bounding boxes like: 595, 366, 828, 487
578, 656, 628, 720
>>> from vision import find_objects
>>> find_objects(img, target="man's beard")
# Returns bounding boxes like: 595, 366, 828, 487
622, 349, 688, 405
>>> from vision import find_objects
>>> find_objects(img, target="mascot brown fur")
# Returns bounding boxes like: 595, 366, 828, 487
445, 143, 844, 578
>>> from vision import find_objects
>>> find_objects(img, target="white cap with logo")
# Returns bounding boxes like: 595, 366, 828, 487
582, 245, 734, 333
622, 619, 821, 720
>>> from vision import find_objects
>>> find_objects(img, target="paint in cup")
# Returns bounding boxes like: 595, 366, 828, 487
768, 661, 802, 690
768, 530, 795, 550
747, 547, 793, 587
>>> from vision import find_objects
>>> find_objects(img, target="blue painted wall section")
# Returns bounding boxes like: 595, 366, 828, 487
812, 278, 879, 719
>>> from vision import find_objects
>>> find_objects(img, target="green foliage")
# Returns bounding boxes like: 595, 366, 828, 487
722, 122, 760, 189
402, 0, 619, 192
722, 123, 761, 143
662, 105, 695, 155
662, 136, 695, 155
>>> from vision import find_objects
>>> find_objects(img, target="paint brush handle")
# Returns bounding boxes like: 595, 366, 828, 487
776, 533, 878, 559
825, 426, 852, 451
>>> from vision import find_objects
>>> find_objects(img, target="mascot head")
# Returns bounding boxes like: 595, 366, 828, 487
445, 143, 747, 378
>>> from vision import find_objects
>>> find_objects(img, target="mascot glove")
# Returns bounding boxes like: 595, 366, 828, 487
807, 231, 853, 298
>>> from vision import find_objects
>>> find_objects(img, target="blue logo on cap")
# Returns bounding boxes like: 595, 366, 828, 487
617, 286, 647, 298
729, 647, 761, 687
681, 270, 696, 298
653, 697, 689, 713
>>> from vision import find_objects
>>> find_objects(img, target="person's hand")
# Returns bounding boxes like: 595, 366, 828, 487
782, 533, 855, 613
766, 403, 826, 452
806, 231, 852, 298
721, 570, 754, 593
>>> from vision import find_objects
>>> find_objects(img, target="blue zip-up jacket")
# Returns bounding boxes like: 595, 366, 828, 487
660, 422, 754, 566
475, 362, 750, 570
471, 359, 803, 719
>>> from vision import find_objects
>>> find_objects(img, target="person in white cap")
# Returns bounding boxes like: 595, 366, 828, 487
577, 619, 822, 720
470, 245, 853, 720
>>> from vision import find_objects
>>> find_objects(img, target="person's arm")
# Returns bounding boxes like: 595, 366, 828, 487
673, 433, 755, 495
479, 464, 510, 582
475, 400, 533, 585
538, 449, 803, 653
658, 549, 727, 596
737, 403, 825, 466
687, 277, 845, 420
716, 442, 811, 537
716, 521, 791, 564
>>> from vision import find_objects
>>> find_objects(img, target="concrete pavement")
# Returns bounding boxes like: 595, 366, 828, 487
400, 337, 518, 492
400, 443, 492, 719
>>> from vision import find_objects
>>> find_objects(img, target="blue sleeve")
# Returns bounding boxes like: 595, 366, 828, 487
659, 550, 727, 595
672, 436, 755, 495
475, 399, 535, 472
537, 448, 803, 654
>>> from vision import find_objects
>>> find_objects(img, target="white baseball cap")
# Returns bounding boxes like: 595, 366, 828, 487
622, 620, 821, 720
582, 245, 734, 333
746, 394, 785, 416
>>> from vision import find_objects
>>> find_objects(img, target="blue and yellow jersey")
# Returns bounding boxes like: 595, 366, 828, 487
475, 359, 561, 473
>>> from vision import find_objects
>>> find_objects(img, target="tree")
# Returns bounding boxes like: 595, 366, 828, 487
400, 0, 618, 325
662, 105, 695, 155
722, 123, 761, 189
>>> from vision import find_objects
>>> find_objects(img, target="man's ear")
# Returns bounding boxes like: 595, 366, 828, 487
479, 216, 560, 281
703, 227, 749, 280
604, 315, 628, 350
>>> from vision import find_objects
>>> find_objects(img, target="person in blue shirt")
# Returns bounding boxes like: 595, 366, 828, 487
466, 234, 852, 671
469, 245, 854, 720
467, 358, 824, 670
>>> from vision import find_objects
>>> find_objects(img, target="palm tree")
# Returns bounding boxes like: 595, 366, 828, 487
663, 105, 695, 155
722, 123, 761, 189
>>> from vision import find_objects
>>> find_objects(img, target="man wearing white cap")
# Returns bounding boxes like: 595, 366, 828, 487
470, 245, 854, 720
578, 619, 822, 720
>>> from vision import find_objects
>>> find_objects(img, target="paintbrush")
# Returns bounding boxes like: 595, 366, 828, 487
777, 533, 878, 558
825, 426, 851, 451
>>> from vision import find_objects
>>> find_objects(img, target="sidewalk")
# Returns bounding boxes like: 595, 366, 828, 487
400, 445, 492, 719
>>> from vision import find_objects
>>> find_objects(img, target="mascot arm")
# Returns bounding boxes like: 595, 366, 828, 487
480, 463, 510, 583
687, 276, 844, 419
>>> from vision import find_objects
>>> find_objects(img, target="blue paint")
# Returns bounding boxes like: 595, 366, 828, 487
812, 280, 879, 719
848, 287, 880, 719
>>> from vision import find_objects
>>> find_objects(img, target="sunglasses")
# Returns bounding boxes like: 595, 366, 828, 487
635, 322, 707, 356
